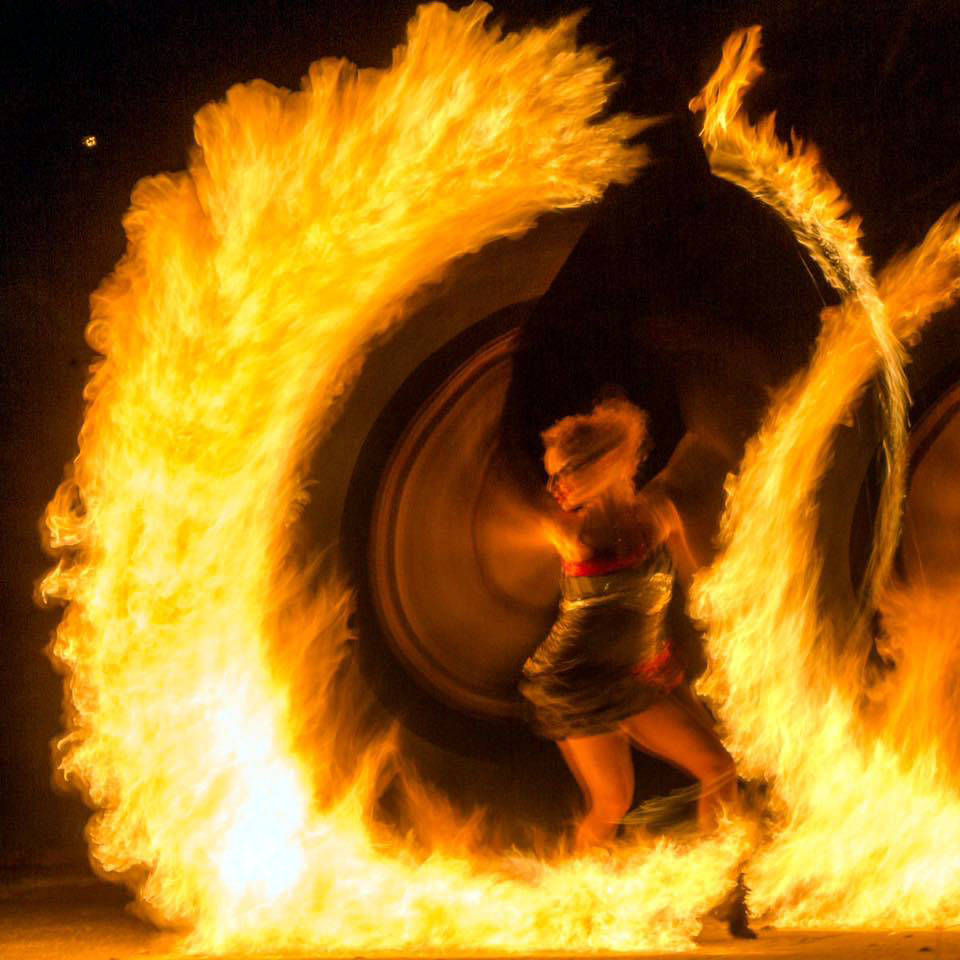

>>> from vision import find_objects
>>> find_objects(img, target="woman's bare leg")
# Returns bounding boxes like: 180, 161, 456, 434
620, 695, 737, 830
559, 731, 634, 850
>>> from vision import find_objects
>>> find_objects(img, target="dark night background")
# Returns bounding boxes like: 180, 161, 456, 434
3, 0, 960, 870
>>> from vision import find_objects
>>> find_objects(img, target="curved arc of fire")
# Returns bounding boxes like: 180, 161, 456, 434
39, 4, 960, 944
690, 26, 907, 612
37, 4, 755, 953
691, 28, 960, 925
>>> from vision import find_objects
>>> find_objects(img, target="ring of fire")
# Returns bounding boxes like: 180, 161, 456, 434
40, 6, 960, 953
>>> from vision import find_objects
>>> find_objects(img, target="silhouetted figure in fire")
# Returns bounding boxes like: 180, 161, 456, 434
520, 395, 740, 850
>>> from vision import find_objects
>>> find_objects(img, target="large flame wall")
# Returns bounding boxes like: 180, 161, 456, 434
692, 28, 960, 927
40, 5, 960, 953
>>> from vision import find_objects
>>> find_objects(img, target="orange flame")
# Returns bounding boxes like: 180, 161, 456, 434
692, 28, 960, 927
40, 3, 750, 952
40, 7, 960, 952
690, 25, 908, 608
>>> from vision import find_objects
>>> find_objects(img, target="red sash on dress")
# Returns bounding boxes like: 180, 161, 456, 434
631, 644, 685, 689
562, 548, 648, 578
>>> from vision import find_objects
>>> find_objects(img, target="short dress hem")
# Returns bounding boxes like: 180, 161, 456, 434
520, 545, 685, 741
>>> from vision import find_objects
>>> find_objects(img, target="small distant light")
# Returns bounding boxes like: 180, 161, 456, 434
81, 135, 98, 149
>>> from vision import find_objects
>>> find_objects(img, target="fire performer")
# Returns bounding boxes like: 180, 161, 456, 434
520, 395, 739, 850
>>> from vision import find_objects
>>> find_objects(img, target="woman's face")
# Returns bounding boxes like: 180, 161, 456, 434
544, 440, 634, 511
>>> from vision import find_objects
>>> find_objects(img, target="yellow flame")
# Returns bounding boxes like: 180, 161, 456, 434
690, 25, 908, 609
41, 7, 960, 951
40, 3, 751, 952
691, 28, 960, 927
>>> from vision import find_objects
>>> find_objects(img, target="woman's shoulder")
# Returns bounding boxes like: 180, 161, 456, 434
633, 480, 682, 540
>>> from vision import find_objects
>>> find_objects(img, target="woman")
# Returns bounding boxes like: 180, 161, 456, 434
521, 396, 738, 851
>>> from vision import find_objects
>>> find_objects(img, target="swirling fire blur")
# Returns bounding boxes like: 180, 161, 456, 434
40, 5, 960, 953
